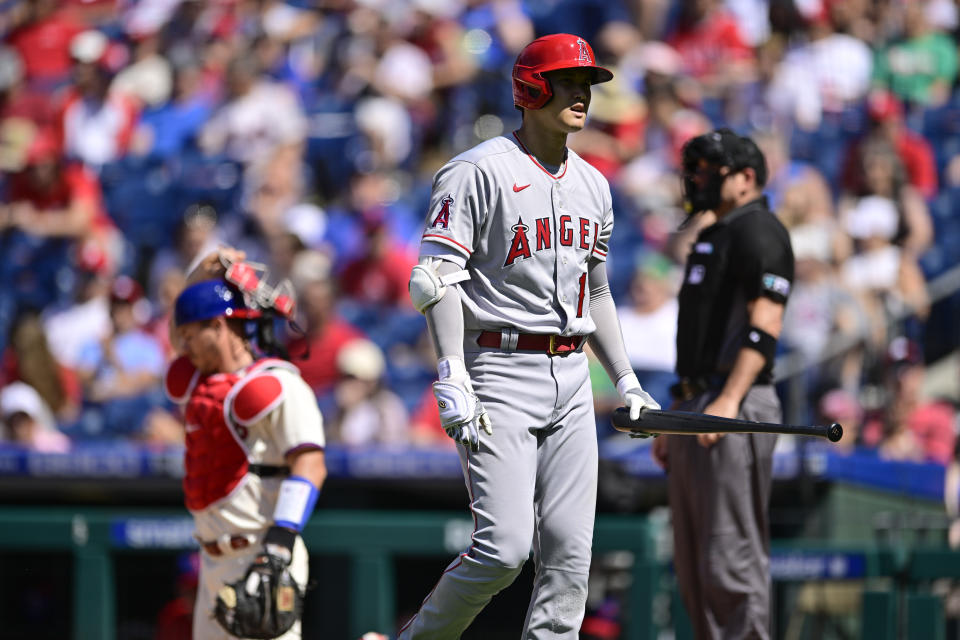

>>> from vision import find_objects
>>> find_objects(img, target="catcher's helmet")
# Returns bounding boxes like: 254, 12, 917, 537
512, 33, 613, 110
174, 279, 261, 326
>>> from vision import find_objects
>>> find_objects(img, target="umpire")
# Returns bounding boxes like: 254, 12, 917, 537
652, 129, 794, 639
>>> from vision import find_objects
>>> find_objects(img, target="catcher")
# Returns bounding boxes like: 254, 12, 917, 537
164, 249, 326, 639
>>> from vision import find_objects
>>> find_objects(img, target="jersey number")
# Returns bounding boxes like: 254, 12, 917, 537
576, 273, 587, 318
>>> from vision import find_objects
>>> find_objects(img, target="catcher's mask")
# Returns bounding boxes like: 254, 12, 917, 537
512, 33, 613, 110
680, 128, 768, 218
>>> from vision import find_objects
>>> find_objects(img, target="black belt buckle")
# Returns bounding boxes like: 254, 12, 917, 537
670, 377, 705, 402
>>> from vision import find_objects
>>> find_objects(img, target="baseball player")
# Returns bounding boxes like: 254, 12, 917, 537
653, 129, 794, 639
164, 250, 326, 640
400, 34, 659, 639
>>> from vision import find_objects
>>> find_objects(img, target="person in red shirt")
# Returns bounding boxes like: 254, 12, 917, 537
842, 90, 939, 202
5, 0, 86, 89
287, 274, 366, 396
338, 217, 417, 309
665, 0, 756, 96
1, 128, 111, 240
862, 337, 957, 465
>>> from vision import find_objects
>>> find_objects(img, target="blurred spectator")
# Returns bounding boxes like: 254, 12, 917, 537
5, 0, 85, 89
765, 6, 873, 131
616, 253, 679, 407
0, 45, 58, 136
620, 84, 710, 221
148, 203, 223, 298
755, 128, 836, 231
338, 216, 418, 309
74, 275, 166, 438
780, 224, 865, 393
1, 311, 81, 424
0, 381, 70, 453
61, 30, 139, 170
111, 27, 173, 110
1, 126, 112, 240
146, 266, 187, 359
130, 60, 214, 159
568, 70, 646, 180
408, 383, 453, 448
664, 0, 757, 100
841, 90, 939, 203
839, 133, 934, 256
817, 388, 865, 454
153, 551, 198, 640
839, 189, 930, 352
43, 242, 113, 370
199, 54, 307, 169
328, 338, 409, 446
287, 267, 366, 397
862, 337, 957, 464
872, 0, 958, 108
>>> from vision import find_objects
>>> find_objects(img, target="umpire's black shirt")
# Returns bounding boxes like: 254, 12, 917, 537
676, 196, 794, 384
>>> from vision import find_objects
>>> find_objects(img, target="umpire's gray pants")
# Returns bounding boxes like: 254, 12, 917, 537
667, 385, 779, 640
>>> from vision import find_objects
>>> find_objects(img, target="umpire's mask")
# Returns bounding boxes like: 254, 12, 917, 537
679, 128, 767, 221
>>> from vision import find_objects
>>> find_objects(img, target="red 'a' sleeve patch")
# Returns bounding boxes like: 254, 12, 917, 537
232, 374, 284, 425
164, 356, 198, 404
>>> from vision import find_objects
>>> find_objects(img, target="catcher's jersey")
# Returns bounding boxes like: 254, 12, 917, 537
420, 133, 613, 336
165, 357, 325, 541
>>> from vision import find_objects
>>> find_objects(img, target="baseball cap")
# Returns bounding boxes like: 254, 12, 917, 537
867, 90, 904, 123
0, 382, 55, 431
24, 128, 61, 166
337, 339, 386, 382
844, 196, 899, 240
110, 275, 144, 304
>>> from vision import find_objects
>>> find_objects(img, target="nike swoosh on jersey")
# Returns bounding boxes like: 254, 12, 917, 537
185, 423, 201, 433
513, 183, 531, 192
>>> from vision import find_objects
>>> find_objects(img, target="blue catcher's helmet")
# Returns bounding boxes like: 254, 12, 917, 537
174, 279, 261, 326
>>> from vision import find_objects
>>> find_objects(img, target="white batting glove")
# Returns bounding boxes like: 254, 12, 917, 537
433, 356, 493, 453
617, 373, 660, 437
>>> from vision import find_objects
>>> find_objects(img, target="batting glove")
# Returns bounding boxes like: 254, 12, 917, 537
433, 356, 493, 453
617, 373, 660, 438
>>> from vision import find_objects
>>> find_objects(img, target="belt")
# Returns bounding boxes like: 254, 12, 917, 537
477, 330, 584, 355
201, 534, 252, 557
248, 463, 290, 478
669, 375, 727, 402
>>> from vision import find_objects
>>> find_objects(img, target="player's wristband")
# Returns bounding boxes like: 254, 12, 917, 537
437, 355, 468, 381
743, 326, 777, 366
616, 373, 642, 400
272, 475, 320, 532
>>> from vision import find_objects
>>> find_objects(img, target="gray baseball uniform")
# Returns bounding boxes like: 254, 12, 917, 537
399, 133, 616, 639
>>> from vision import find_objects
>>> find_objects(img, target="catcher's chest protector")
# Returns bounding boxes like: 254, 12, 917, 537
183, 372, 249, 511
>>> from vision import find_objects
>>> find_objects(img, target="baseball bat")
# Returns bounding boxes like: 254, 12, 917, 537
611, 408, 843, 443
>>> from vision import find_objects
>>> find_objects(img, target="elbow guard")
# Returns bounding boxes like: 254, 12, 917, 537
409, 263, 470, 313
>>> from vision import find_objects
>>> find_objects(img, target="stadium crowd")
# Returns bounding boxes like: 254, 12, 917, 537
0, 0, 958, 469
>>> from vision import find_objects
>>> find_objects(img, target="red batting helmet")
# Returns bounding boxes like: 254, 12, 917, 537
512, 33, 613, 110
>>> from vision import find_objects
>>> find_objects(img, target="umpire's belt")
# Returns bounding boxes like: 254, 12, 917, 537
477, 330, 584, 355
670, 375, 727, 401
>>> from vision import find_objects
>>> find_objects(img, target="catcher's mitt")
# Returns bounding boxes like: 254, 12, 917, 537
214, 552, 303, 639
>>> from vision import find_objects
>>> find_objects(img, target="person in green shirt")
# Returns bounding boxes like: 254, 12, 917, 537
873, 1, 958, 106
